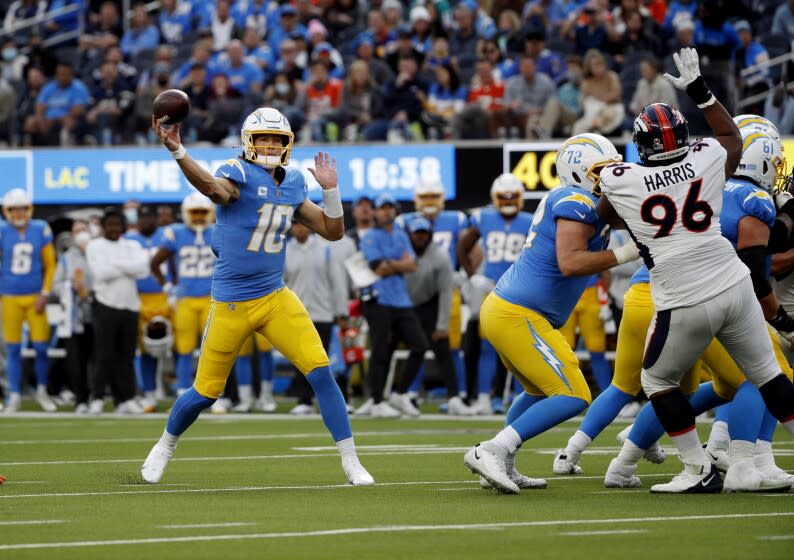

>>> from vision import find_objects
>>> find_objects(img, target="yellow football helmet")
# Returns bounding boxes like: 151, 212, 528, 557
241, 107, 294, 168
181, 192, 215, 230
414, 179, 445, 218
2, 188, 33, 228
733, 114, 781, 144
556, 133, 622, 194
490, 173, 524, 216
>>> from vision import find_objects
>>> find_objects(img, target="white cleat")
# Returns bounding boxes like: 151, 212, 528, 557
289, 403, 316, 416
35, 387, 57, 412
5, 392, 21, 413
704, 444, 730, 473
88, 398, 104, 415
650, 463, 723, 494
369, 401, 401, 418
604, 458, 641, 488
74, 403, 89, 414
115, 399, 144, 415
471, 394, 493, 416
232, 398, 254, 413
754, 453, 794, 488
210, 398, 230, 414
481, 452, 546, 489
617, 426, 666, 464
354, 398, 374, 416
388, 393, 420, 417
343, 459, 375, 486
724, 460, 790, 493
141, 443, 175, 484
553, 449, 583, 475
256, 392, 277, 413
447, 396, 475, 416
464, 443, 520, 494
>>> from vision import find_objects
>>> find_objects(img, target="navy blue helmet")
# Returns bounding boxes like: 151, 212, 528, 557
633, 103, 689, 163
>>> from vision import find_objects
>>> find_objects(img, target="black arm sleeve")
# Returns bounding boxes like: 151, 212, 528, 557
736, 245, 773, 299
769, 219, 792, 254
768, 305, 794, 333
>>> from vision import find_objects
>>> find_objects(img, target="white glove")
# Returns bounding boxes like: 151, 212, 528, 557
163, 281, 178, 308
774, 190, 793, 211
663, 48, 702, 90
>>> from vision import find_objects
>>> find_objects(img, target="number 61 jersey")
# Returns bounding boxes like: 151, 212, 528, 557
599, 137, 748, 311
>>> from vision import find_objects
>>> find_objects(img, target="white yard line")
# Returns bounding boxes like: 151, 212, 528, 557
559, 529, 647, 536
0, 520, 64, 526
159, 522, 255, 529
757, 535, 794, 540
0, 512, 789, 551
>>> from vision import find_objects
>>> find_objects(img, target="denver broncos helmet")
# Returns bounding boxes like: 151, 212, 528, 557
633, 103, 689, 163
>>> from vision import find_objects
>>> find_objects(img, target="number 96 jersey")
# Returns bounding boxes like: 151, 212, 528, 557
0, 219, 53, 295
599, 137, 748, 311
162, 224, 215, 298
468, 208, 533, 282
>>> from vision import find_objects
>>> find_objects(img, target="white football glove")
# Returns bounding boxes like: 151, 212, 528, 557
774, 190, 793, 211
663, 47, 702, 90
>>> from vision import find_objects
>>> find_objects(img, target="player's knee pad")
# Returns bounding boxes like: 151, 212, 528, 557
758, 374, 794, 421
649, 389, 694, 434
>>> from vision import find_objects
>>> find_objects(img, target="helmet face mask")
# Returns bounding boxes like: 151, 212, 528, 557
181, 193, 215, 230
414, 179, 445, 217
241, 108, 294, 168
556, 133, 622, 193
2, 188, 33, 228
633, 103, 689, 163
490, 173, 524, 216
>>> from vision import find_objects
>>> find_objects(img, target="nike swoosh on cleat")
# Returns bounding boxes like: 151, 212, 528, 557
474, 446, 480, 460
701, 474, 715, 487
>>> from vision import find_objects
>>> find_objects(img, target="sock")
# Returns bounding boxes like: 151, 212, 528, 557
158, 428, 180, 451
453, 350, 466, 396
755, 439, 773, 455
589, 351, 612, 392
707, 420, 730, 452
166, 387, 216, 436
32, 342, 49, 387
477, 339, 498, 395
307, 366, 352, 442
671, 427, 708, 468
238, 384, 253, 404
336, 436, 359, 464
139, 354, 157, 393
509, 395, 587, 441
565, 430, 592, 461
758, 410, 778, 443
579, 384, 634, 439
616, 439, 644, 466
728, 382, 765, 444
408, 365, 425, 394
258, 352, 274, 382
490, 425, 522, 454
175, 353, 194, 390
505, 392, 544, 425
728, 439, 755, 464
260, 379, 274, 396
235, 355, 253, 386
6, 343, 22, 393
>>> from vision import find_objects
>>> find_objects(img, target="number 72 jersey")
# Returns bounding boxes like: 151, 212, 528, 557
0, 219, 53, 295
161, 224, 216, 298
598, 137, 748, 311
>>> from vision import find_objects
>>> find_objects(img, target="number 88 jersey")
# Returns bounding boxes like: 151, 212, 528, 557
0, 219, 53, 295
162, 224, 216, 299
468, 207, 533, 282
599, 137, 748, 311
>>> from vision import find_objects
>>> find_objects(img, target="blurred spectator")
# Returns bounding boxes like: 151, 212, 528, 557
200, 0, 243, 53
311, 41, 346, 80
613, 10, 662, 66
86, 207, 150, 415
158, 0, 194, 45
262, 71, 305, 132
422, 62, 466, 140
198, 73, 245, 143
296, 0, 322, 25
354, 34, 394, 87
610, 0, 652, 36
408, 5, 433, 54
211, 39, 264, 95
54, 221, 94, 413
182, 64, 210, 141
173, 40, 214, 88
274, 38, 304, 83
524, 28, 567, 84
449, 1, 481, 83
572, 49, 624, 136
268, 4, 307, 53
495, 9, 524, 55
123, 199, 140, 231
628, 57, 677, 116
364, 54, 426, 142
79, 0, 121, 63
386, 25, 424, 74
0, 67, 15, 145
102, 46, 138, 91
16, 66, 46, 142
381, 0, 403, 32
132, 67, 168, 143
337, 60, 382, 141
562, 1, 610, 55
326, 0, 361, 39
479, 38, 516, 81
357, 9, 393, 56
132, 45, 174, 91
734, 20, 772, 117
491, 53, 555, 138
694, 1, 740, 63
85, 60, 134, 145
157, 205, 176, 227
3, 1, 47, 44
537, 54, 584, 138
231, 0, 277, 39
667, 15, 696, 53
1, 38, 26, 81
452, 57, 505, 139
305, 58, 343, 141
22, 34, 57, 78
772, 0, 794, 42
42, 0, 84, 41
120, 3, 160, 58
523, 0, 568, 32
662, 0, 698, 35
242, 26, 274, 77
24, 61, 89, 145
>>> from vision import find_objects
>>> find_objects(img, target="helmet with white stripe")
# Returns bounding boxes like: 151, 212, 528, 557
736, 132, 786, 193
556, 133, 622, 193
241, 107, 294, 168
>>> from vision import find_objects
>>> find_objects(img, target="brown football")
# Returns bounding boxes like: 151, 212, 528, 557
152, 89, 191, 125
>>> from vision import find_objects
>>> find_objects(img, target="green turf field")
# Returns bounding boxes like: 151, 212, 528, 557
0, 410, 792, 559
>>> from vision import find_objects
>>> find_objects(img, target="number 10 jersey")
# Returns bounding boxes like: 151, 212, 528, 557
599, 137, 748, 311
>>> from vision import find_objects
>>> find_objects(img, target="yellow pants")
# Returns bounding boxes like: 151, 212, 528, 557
174, 296, 211, 355
559, 286, 606, 352
194, 288, 328, 398
449, 288, 462, 350
238, 332, 274, 356
2, 294, 49, 344
480, 293, 591, 403
138, 292, 171, 351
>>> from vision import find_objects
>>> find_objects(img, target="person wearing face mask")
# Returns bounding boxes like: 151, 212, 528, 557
53, 220, 95, 413
123, 199, 140, 231
1, 39, 27, 82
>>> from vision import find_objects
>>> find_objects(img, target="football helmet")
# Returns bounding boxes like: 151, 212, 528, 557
241, 107, 294, 168
142, 316, 173, 360
733, 114, 781, 144
181, 192, 214, 230
490, 173, 524, 216
2, 188, 33, 228
414, 179, 445, 218
633, 103, 689, 163
556, 133, 622, 193
736, 132, 786, 194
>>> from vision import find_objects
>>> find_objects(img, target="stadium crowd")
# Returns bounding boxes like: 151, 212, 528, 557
0, 0, 791, 147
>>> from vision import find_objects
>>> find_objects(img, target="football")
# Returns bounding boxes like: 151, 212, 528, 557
152, 89, 191, 125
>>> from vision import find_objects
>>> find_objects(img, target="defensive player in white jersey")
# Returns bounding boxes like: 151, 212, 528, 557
597, 48, 794, 493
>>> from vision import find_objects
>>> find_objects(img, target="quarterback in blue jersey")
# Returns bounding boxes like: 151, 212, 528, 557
150, 193, 216, 394
1, 189, 57, 412
457, 173, 534, 414
462, 134, 641, 494
142, 107, 373, 486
